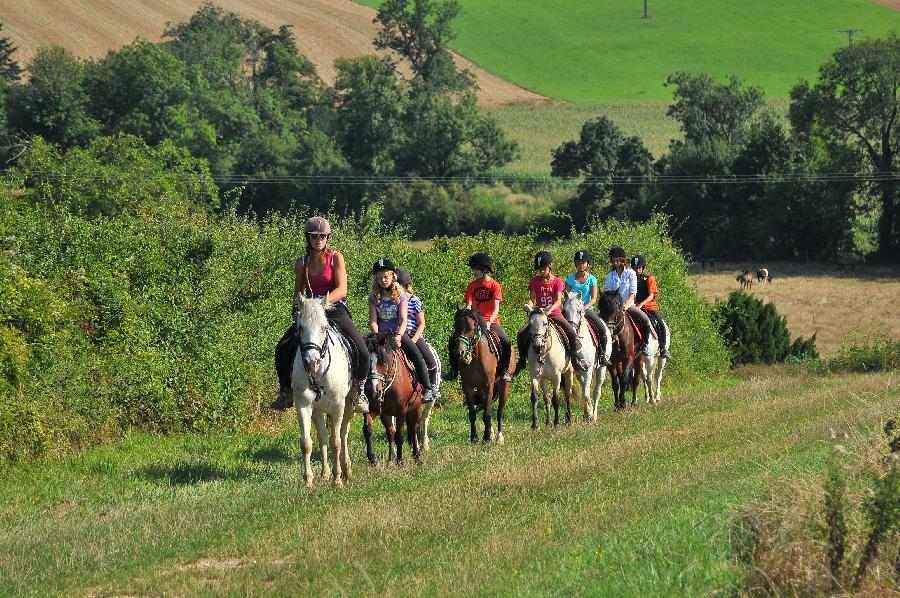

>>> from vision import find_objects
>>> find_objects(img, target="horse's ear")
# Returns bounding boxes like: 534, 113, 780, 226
320, 291, 332, 310
523, 302, 533, 314
457, 303, 464, 312
567, 290, 579, 301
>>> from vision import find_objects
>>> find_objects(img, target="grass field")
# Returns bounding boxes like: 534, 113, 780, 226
0, 367, 897, 595
356, 0, 900, 102
688, 261, 900, 356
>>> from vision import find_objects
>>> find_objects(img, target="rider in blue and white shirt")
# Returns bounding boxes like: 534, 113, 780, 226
604, 246, 656, 355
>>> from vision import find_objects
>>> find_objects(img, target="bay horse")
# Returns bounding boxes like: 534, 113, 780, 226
595, 291, 643, 410
450, 307, 512, 444
291, 295, 355, 488
523, 305, 574, 429
362, 332, 423, 464
562, 291, 611, 422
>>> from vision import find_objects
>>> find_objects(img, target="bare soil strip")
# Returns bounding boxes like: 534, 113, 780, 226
0, 0, 545, 104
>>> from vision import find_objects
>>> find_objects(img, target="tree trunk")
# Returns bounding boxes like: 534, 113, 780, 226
876, 175, 898, 261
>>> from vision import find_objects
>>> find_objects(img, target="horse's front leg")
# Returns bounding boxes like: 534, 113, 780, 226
328, 404, 344, 488
340, 398, 353, 481
482, 382, 494, 443
465, 387, 479, 445
363, 413, 377, 465
611, 368, 623, 410
407, 409, 420, 461
591, 365, 606, 420
313, 409, 331, 482
395, 415, 405, 465
530, 376, 540, 431
496, 380, 507, 445
419, 402, 432, 452
654, 356, 667, 404
579, 369, 594, 422
562, 371, 573, 426
381, 413, 396, 464
297, 405, 314, 488
551, 379, 561, 429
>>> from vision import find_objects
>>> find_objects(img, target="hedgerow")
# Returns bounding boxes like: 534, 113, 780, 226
0, 140, 728, 463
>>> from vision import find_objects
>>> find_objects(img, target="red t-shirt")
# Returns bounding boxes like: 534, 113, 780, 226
529, 275, 563, 316
465, 278, 503, 324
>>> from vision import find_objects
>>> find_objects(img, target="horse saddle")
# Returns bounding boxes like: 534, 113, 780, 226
396, 348, 423, 392
548, 319, 571, 353
487, 329, 502, 357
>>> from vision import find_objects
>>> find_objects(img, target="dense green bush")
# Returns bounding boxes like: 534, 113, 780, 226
829, 338, 900, 373
1, 163, 728, 462
714, 290, 818, 366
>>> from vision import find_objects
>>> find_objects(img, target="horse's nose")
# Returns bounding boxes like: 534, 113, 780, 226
303, 351, 321, 373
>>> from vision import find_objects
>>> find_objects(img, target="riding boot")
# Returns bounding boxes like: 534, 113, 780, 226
442, 337, 458, 381
269, 385, 293, 411
422, 387, 435, 403
352, 379, 369, 414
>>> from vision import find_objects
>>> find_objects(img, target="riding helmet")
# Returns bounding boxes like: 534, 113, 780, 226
609, 246, 626, 259
534, 250, 553, 269
372, 258, 396, 274
573, 250, 592, 263
305, 216, 331, 235
396, 268, 411, 287
467, 253, 494, 273
631, 255, 647, 268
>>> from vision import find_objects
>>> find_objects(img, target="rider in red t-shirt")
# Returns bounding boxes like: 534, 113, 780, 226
514, 251, 587, 375
443, 253, 512, 381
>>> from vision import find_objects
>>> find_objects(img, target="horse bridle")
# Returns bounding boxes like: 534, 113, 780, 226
297, 324, 333, 401
530, 312, 553, 364
368, 344, 398, 405
454, 313, 484, 365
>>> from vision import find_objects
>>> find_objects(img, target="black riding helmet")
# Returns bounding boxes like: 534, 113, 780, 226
372, 258, 396, 274
609, 246, 626, 259
467, 252, 493, 273
573, 250, 592, 263
534, 250, 553, 269
631, 255, 647, 269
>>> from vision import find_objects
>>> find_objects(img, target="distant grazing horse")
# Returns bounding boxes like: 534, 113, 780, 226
562, 291, 610, 421
362, 333, 422, 465
737, 270, 753, 290
291, 295, 355, 488
756, 268, 770, 283
523, 305, 574, 429
595, 291, 643, 410
450, 307, 512, 444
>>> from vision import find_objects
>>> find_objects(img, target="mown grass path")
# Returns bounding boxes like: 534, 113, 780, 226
1, 368, 897, 595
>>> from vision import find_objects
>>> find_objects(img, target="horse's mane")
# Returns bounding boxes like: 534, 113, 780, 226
596, 290, 621, 318
296, 297, 329, 330
365, 331, 397, 365
456, 307, 489, 338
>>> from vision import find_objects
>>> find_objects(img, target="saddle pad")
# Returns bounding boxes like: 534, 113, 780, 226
587, 322, 599, 348
549, 319, 571, 352
488, 330, 501, 357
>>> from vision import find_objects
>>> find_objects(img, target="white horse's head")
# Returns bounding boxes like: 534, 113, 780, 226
562, 291, 584, 327
524, 303, 549, 352
294, 295, 331, 374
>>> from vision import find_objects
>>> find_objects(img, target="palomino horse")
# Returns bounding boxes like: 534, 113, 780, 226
523, 305, 574, 429
595, 291, 644, 410
451, 307, 512, 444
362, 333, 423, 464
291, 295, 355, 488
562, 291, 611, 421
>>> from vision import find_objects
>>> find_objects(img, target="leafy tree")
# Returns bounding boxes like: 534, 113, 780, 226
0, 23, 22, 84
665, 72, 764, 146
5, 46, 101, 147
551, 116, 653, 224
789, 33, 900, 260
257, 25, 322, 113
374, 0, 471, 92
333, 56, 406, 177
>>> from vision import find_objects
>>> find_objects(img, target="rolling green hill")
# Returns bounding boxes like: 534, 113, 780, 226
357, 0, 900, 102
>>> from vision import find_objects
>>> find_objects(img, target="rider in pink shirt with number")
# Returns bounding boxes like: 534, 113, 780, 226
514, 251, 586, 375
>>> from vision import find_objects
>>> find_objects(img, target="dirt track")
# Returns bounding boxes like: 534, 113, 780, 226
0, 0, 545, 104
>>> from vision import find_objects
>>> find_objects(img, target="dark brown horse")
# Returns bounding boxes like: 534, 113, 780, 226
450, 307, 513, 444
595, 291, 642, 410
362, 333, 422, 464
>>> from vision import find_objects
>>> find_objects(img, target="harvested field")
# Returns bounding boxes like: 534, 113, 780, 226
0, 0, 544, 104
688, 261, 900, 355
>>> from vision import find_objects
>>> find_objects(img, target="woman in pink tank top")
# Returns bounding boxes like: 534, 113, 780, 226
272, 216, 371, 413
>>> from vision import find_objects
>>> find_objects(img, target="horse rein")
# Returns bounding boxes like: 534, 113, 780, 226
298, 328, 333, 401
530, 313, 553, 364
369, 344, 398, 405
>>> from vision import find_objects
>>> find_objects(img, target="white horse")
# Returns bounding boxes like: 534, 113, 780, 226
292, 295, 355, 488
523, 304, 574, 429
562, 291, 611, 422
640, 317, 670, 405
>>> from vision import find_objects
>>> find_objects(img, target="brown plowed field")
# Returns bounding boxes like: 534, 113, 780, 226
0, 0, 545, 105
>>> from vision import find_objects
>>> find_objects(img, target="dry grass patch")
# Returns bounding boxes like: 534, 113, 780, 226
689, 261, 900, 355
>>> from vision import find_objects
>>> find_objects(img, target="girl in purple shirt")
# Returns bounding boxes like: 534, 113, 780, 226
369, 259, 435, 403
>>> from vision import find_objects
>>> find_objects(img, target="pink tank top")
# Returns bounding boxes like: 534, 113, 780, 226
303, 251, 335, 297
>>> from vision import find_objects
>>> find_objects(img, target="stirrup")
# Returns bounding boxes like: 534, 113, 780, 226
422, 388, 435, 403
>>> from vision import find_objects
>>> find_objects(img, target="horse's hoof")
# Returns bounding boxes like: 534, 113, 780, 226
531, 424, 538, 431
470, 437, 479, 445
497, 433, 504, 445
333, 478, 344, 489
304, 479, 314, 489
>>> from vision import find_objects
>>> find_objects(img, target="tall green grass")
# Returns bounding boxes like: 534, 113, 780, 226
357, 0, 900, 102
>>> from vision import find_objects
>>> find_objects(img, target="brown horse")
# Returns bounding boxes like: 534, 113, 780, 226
595, 291, 642, 410
450, 307, 513, 444
362, 333, 422, 464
